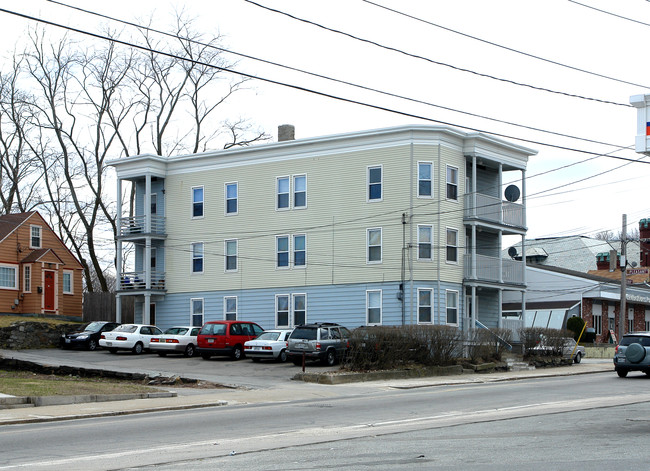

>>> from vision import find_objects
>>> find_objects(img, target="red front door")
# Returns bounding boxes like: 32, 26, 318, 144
44, 271, 55, 311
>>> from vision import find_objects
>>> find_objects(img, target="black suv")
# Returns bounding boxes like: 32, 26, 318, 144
60, 321, 120, 351
287, 322, 352, 366
614, 331, 650, 377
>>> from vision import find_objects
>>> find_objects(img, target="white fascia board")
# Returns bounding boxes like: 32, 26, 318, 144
108, 154, 169, 180
463, 135, 536, 170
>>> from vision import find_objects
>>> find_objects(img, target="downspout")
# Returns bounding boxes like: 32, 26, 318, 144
436, 144, 441, 324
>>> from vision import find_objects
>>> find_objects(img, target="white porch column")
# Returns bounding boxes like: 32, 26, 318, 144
471, 286, 477, 328
145, 174, 152, 233
144, 293, 151, 325
115, 294, 121, 323
116, 178, 123, 323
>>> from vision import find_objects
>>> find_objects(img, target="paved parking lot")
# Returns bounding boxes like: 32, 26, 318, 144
0, 347, 338, 390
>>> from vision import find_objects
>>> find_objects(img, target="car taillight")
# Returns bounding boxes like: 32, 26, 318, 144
615, 345, 619, 353
116, 336, 127, 341
151, 338, 160, 342
316, 342, 321, 350
263, 346, 272, 350
100, 334, 105, 339
245, 346, 251, 350
169, 339, 179, 343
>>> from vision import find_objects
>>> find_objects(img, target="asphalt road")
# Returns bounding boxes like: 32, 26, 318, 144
1, 371, 647, 470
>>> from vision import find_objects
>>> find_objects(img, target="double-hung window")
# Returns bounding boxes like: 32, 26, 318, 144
366, 290, 382, 325
368, 165, 382, 201
225, 182, 238, 215
191, 298, 204, 326
418, 225, 433, 260
418, 289, 432, 323
294, 175, 306, 208
418, 162, 433, 198
23, 265, 31, 293
151, 193, 157, 215
30, 226, 42, 249
446, 290, 459, 325
446, 228, 458, 263
276, 294, 290, 327
293, 294, 306, 326
628, 307, 635, 333
367, 228, 382, 263
63, 270, 73, 294
276, 236, 290, 268
277, 177, 290, 210
446, 166, 458, 201
191, 242, 204, 273
192, 187, 204, 218
645, 308, 650, 332
225, 240, 238, 272
294, 235, 306, 267
0, 264, 18, 289
224, 296, 237, 320
593, 303, 602, 336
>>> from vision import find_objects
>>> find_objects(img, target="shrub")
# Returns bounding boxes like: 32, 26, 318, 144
566, 316, 586, 341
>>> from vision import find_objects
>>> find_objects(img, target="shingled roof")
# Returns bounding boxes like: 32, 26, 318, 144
0, 212, 34, 243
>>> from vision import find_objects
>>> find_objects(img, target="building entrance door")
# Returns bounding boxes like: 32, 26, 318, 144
44, 271, 55, 311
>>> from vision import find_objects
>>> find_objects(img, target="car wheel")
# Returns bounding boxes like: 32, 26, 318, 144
573, 352, 581, 364
323, 350, 337, 367
617, 369, 629, 378
157, 352, 167, 357
184, 344, 195, 357
251, 357, 261, 363
108, 348, 117, 354
87, 340, 98, 351
201, 353, 211, 360
132, 343, 144, 355
625, 343, 646, 363
278, 349, 288, 363
231, 345, 243, 360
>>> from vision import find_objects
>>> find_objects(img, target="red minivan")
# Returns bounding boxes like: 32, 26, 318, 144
196, 321, 264, 360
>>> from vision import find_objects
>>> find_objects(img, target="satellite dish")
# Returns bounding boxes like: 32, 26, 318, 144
508, 247, 518, 258
504, 185, 521, 202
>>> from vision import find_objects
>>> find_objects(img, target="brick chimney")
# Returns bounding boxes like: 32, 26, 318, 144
640, 218, 650, 266
278, 124, 295, 142
596, 252, 620, 271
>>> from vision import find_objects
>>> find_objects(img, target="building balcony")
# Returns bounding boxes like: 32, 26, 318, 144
464, 254, 525, 285
119, 271, 166, 292
464, 193, 524, 230
119, 215, 166, 238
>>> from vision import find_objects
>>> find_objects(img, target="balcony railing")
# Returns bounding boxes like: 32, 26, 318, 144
119, 215, 166, 236
464, 254, 524, 284
464, 193, 524, 228
119, 271, 166, 291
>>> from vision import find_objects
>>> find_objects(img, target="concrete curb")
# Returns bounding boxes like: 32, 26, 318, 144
0, 391, 177, 409
294, 364, 464, 384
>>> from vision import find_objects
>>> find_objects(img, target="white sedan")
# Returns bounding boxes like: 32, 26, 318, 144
244, 329, 293, 362
99, 324, 163, 354
149, 326, 201, 357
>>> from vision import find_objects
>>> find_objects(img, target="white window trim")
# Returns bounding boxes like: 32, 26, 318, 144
0, 263, 18, 290
276, 176, 290, 211
367, 164, 383, 202
446, 165, 459, 202
446, 289, 459, 326
417, 224, 433, 261
190, 298, 204, 326
225, 182, 238, 216
446, 227, 459, 265
292, 293, 307, 326
367, 227, 382, 264
30, 225, 42, 249
417, 288, 433, 324
225, 239, 238, 272
293, 174, 307, 210
417, 161, 433, 199
62, 270, 74, 294
191, 186, 204, 219
23, 265, 31, 293
366, 289, 382, 326
275, 294, 290, 328
293, 234, 306, 269
224, 296, 238, 320
276, 235, 290, 270
191, 242, 204, 275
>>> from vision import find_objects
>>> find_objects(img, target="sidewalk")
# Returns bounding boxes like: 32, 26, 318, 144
0, 359, 613, 426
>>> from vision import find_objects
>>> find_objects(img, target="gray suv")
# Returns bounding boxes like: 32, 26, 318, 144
614, 332, 650, 377
287, 323, 352, 366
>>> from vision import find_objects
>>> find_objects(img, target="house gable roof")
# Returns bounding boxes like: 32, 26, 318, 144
0, 212, 33, 244
21, 248, 65, 265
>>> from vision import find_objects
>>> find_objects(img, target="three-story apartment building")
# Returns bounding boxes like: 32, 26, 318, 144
109, 125, 535, 331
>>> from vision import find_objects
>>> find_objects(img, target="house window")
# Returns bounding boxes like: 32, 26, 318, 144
192, 187, 204, 218
191, 242, 204, 273
294, 175, 306, 208
151, 193, 157, 215
277, 236, 289, 268
63, 270, 73, 294
593, 303, 602, 336
294, 234, 306, 267
191, 298, 204, 326
368, 165, 382, 201
276, 294, 290, 327
150, 247, 157, 270
446, 228, 458, 263
0, 264, 17, 289
293, 294, 306, 326
225, 239, 238, 272
446, 290, 459, 325
277, 177, 290, 210
446, 165, 458, 201
224, 296, 237, 320
23, 265, 31, 293
645, 308, 650, 331
225, 182, 238, 215
367, 290, 382, 325
418, 288, 432, 323
30, 225, 42, 249
628, 307, 635, 333
418, 225, 433, 260
418, 162, 432, 198
367, 228, 382, 263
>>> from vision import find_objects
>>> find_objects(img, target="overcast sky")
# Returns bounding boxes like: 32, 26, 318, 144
2, 0, 649, 241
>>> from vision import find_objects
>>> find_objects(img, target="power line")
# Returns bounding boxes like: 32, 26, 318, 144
568, 0, 650, 27
242, 0, 632, 107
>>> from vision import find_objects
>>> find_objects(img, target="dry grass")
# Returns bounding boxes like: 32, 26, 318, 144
0, 316, 82, 328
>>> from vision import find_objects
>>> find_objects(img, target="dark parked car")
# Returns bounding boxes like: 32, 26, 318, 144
287, 322, 352, 366
60, 321, 120, 351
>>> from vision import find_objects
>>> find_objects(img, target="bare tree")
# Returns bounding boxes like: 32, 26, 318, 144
594, 230, 614, 241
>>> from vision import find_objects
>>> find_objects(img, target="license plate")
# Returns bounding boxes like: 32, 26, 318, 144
106, 342, 112, 346
207, 338, 214, 343
295, 344, 306, 349
65, 339, 71, 344
254, 346, 261, 350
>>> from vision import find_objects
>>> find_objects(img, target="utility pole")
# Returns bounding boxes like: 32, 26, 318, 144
620, 214, 627, 341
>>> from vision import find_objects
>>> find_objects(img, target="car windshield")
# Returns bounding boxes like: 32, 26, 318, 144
256, 332, 280, 341
165, 328, 188, 335
200, 323, 226, 335
290, 327, 317, 340
83, 322, 105, 333
621, 335, 650, 347
113, 325, 138, 333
